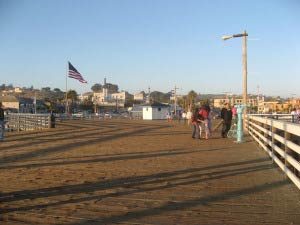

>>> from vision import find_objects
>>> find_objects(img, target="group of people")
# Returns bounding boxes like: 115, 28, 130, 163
191, 104, 213, 140
291, 108, 300, 123
191, 102, 233, 140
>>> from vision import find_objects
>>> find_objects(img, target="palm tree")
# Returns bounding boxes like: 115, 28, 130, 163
66, 90, 78, 113
67, 90, 78, 102
187, 90, 197, 110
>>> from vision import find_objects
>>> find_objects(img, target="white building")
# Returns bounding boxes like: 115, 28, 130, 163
93, 89, 133, 107
79, 92, 92, 102
143, 103, 170, 120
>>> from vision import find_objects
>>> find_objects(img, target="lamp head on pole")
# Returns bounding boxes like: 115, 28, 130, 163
222, 35, 233, 41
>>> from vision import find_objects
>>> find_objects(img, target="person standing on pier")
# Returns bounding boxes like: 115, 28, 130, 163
221, 103, 232, 138
186, 108, 193, 126
191, 108, 200, 139
198, 104, 209, 139
0, 102, 5, 142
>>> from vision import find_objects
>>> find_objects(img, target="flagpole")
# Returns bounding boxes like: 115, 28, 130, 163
65, 62, 68, 114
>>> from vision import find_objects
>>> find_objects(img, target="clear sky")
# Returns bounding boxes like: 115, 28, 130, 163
0, 0, 299, 97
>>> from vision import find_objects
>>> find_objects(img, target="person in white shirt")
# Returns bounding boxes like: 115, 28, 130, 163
186, 109, 193, 126
181, 111, 187, 125
291, 108, 299, 123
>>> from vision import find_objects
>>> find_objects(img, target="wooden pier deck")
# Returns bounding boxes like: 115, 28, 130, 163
1, 119, 300, 225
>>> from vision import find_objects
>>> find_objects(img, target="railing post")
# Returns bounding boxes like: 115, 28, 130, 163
284, 129, 291, 171
271, 126, 276, 164
17, 114, 20, 132
292, 115, 295, 123
264, 122, 269, 147
48, 115, 51, 129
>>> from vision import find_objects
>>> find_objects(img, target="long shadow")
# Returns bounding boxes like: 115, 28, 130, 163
70, 179, 290, 225
0, 124, 169, 164
133, 131, 191, 136
4, 119, 170, 140
4, 121, 103, 138
0, 157, 269, 203
4, 119, 147, 143
3, 120, 139, 146
1, 162, 276, 215
0, 126, 122, 152
0, 147, 228, 170
13, 145, 224, 165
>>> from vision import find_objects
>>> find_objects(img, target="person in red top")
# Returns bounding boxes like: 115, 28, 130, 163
232, 105, 237, 122
198, 104, 210, 139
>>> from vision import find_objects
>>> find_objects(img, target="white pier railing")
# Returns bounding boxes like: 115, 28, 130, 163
246, 114, 300, 190
5, 113, 52, 131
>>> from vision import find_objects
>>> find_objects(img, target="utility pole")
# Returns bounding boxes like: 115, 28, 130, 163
173, 85, 179, 115
34, 91, 37, 114
116, 96, 118, 112
147, 86, 151, 104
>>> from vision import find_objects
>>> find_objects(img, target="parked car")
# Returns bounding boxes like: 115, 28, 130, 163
104, 112, 112, 119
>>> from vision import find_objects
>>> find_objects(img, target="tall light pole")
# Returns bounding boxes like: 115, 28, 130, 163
222, 30, 248, 126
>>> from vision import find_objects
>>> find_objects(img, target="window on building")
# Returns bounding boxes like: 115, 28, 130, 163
158, 107, 161, 111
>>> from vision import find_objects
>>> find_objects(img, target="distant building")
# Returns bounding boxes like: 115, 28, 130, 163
1, 87, 23, 95
102, 78, 118, 93
0, 96, 19, 111
14, 87, 23, 93
134, 92, 145, 101
0, 96, 35, 113
93, 90, 133, 107
170, 95, 183, 101
213, 97, 258, 108
92, 78, 134, 108
259, 101, 290, 113
112, 91, 133, 105
289, 98, 300, 108
79, 92, 92, 101
143, 103, 170, 120
18, 97, 34, 113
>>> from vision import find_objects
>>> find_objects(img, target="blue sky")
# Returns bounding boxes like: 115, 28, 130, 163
0, 0, 299, 97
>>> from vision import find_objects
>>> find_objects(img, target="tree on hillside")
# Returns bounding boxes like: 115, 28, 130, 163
5, 84, 13, 90
150, 91, 170, 103
0, 84, 6, 91
177, 96, 188, 111
91, 83, 102, 92
53, 88, 62, 93
187, 90, 197, 109
41, 87, 51, 92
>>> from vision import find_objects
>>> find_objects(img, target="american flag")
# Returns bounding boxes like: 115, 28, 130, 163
68, 62, 87, 83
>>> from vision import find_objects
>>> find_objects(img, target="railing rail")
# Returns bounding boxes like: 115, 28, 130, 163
5, 113, 51, 131
249, 114, 299, 123
246, 114, 300, 190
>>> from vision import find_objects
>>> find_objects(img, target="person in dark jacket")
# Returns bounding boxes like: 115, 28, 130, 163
0, 102, 5, 141
220, 103, 232, 138
191, 108, 200, 139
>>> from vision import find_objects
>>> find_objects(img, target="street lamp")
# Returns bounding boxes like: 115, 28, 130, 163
222, 30, 248, 128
